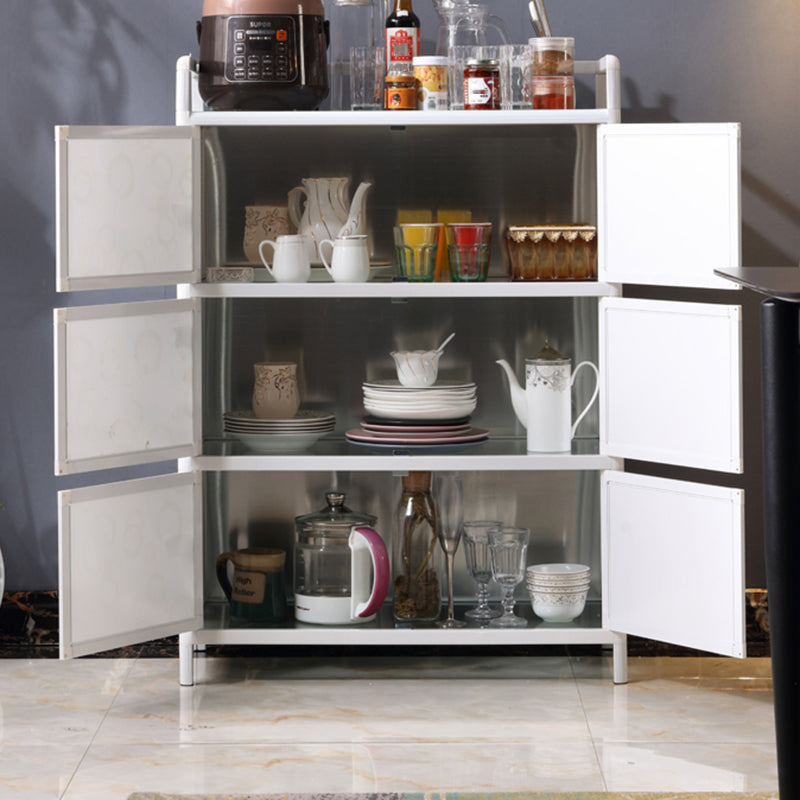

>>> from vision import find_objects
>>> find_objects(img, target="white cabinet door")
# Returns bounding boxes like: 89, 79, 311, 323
597, 123, 740, 289
54, 298, 201, 475
599, 297, 742, 473
59, 472, 203, 658
56, 125, 200, 291
602, 471, 745, 657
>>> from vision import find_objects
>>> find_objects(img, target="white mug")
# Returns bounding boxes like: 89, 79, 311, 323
525, 359, 599, 452
258, 234, 311, 283
318, 235, 370, 283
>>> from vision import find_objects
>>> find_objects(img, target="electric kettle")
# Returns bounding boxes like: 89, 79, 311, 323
293, 492, 390, 625
197, 0, 329, 111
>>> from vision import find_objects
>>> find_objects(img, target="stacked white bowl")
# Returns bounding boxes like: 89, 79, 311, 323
526, 563, 591, 622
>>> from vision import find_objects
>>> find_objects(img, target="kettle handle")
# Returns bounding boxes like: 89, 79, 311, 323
349, 526, 390, 619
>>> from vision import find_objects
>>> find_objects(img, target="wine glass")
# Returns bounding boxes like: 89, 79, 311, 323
435, 473, 466, 628
488, 525, 530, 628
462, 520, 502, 621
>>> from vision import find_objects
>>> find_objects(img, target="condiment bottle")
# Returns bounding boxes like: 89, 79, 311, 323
384, 68, 418, 109
393, 471, 442, 622
463, 58, 501, 110
385, 0, 420, 75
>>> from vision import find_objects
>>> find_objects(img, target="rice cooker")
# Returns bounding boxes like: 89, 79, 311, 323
197, 0, 329, 111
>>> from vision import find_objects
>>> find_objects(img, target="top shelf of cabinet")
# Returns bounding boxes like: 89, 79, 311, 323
175, 54, 621, 127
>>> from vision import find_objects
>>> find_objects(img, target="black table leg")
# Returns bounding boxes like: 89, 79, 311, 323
761, 297, 800, 798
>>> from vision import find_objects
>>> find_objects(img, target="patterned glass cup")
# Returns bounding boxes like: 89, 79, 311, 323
463, 520, 503, 621
488, 525, 530, 627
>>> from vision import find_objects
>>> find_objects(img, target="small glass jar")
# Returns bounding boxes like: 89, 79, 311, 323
531, 75, 575, 109
529, 36, 575, 76
384, 68, 418, 110
463, 58, 501, 110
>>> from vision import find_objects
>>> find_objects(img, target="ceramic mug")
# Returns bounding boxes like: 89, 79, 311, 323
243, 205, 291, 264
258, 234, 311, 283
318, 235, 370, 282
252, 362, 300, 420
216, 547, 287, 625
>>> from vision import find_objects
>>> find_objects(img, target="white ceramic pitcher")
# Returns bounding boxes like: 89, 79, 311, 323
318, 234, 370, 282
496, 340, 599, 453
258, 234, 311, 283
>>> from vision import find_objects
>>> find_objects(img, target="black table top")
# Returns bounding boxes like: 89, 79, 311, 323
715, 266, 800, 301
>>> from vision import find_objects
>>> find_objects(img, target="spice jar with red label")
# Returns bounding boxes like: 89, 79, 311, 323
463, 58, 501, 110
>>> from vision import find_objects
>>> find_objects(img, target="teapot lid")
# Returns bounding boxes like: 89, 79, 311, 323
527, 338, 569, 364
295, 491, 377, 534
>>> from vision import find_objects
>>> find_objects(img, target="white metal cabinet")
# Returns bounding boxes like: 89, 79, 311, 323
53, 116, 745, 682
59, 472, 203, 658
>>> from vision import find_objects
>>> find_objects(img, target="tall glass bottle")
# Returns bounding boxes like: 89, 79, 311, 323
385, 0, 420, 74
393, 471, 442, 622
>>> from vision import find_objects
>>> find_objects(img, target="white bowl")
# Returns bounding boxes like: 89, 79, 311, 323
529, 587, 588, 622
527, 576, 591, 588
527, 563, 590, 579
391, 350, 442, 387
527, 583, 590, 594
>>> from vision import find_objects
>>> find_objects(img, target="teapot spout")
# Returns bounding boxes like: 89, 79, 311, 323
496, 359, 528, 429
337, 181, 372, 237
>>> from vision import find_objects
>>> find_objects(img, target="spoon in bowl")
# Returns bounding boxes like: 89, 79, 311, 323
435, 332, 456, 355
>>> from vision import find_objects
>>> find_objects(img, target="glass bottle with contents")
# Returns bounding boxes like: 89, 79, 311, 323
385, 0, 420, 74
393, 471, 442, 622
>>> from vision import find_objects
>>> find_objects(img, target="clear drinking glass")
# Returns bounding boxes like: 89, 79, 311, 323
462, 520, 502, 620
435, 473, 466, 628
488, 525, 530, 627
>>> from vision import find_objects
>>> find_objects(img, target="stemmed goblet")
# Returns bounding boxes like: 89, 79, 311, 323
435, 473, 466, 628
488, 525, 530, 628
462, 520, 502, 621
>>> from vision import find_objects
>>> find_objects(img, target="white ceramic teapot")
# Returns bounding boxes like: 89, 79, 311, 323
288, 178, 372, 265
496, 339, 599, 453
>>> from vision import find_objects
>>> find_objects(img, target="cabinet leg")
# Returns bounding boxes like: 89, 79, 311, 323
179, 632, 195, 686
760, 297, 800, 800
612, 632, 628, 684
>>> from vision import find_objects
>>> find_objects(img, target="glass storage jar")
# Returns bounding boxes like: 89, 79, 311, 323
393, 471, 442, 622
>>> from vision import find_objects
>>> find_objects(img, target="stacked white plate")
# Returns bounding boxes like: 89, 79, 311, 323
224, 410, 335, 453
526, 563, 591, 623
361, 380, 478, 421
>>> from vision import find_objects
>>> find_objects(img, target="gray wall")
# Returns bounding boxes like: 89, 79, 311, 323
1, 0, 798, 590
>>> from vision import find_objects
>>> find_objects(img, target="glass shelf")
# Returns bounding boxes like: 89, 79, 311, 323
195, 600, 612, 647
193, 436, 621, 472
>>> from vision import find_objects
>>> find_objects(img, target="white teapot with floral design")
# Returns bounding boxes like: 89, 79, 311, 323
496, 339, 599, 452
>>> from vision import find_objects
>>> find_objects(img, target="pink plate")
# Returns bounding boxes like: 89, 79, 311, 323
345, 427, 489, 446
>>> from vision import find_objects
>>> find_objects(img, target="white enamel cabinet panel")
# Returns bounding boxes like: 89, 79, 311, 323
599, 297, 742, 473
54, 298, 201, 475
59, 472, 202, 658
56, 126, 200, 291
602, 472, 745, 657
597, 123, 740, 289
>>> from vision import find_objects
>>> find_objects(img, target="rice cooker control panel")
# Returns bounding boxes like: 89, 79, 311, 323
225, 16, 297, 84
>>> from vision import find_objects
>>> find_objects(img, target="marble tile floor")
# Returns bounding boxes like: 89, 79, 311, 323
0, 653, 778, 800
